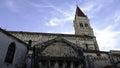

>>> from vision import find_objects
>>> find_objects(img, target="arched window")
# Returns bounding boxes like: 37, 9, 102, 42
79, 23, 83, 27
28, 40, 32, 47
5, 42, 16, 64
28, 40, 32, 49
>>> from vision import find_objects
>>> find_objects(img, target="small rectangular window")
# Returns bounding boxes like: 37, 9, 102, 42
80, 23, 83, 27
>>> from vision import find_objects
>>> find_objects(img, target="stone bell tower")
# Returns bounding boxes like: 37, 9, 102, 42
73, 6, 99, 51
74, 6, 94, 36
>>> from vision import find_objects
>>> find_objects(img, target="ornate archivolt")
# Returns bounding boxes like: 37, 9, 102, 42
41, 42, 79, 57
34, 37, 84, 57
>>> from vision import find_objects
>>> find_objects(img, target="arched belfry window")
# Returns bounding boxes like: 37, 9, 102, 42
5, 42, 16, 64
80, 23, 83, 27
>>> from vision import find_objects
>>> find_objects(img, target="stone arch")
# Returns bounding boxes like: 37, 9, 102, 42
35, 37, 84, 57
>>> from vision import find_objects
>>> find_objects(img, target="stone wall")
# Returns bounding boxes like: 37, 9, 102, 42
0, 31, 27, 68
86, 55, 111, 68
9, 31, 98, 51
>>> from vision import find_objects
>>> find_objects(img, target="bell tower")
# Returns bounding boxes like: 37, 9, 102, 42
73, 6, 99, 51
74, 6, 94, 36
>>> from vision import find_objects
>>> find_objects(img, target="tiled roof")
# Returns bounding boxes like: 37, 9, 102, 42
76, 6, 86, 17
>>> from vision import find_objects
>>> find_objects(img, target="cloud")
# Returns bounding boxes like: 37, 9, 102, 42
61, 31, 74, 34
50, 5, 73, 17
26, 1, 75, 27
81, 3, 95, 12
27, 1, 75, 26
79, 1, 102, 19
47, 30, 74, 34
45, 18, 59, 26
114, 12, 120, 23
79, 0, 115, 19
45, 16, 73, 27
28, 1, 73, 17
44, 4, 75, 27
95, 28, 120, 51
95, 19, 120, 51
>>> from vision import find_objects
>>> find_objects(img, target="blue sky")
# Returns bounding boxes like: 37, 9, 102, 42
0, 0, 120, 51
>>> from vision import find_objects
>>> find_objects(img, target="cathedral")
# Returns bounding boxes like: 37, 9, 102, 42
0, 6, 120, 68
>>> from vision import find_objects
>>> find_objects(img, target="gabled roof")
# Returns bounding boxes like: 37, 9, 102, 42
0, 28, 28, 47
76, 6, 86, 17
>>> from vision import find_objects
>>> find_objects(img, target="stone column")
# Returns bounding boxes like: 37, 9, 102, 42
48, 60, 50, 68
78, 64, 82, 68
42, 61, 47, 68
63, 61, 66, 68
70, 62, 73, 68
38, 62, 42, 68
54, 61, 59, 68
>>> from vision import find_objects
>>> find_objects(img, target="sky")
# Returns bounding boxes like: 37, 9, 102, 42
0, 0, 120, 51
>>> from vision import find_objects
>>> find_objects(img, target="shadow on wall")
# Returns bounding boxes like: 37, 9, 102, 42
103, 65, 114, 68
103, 64, 120, 68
